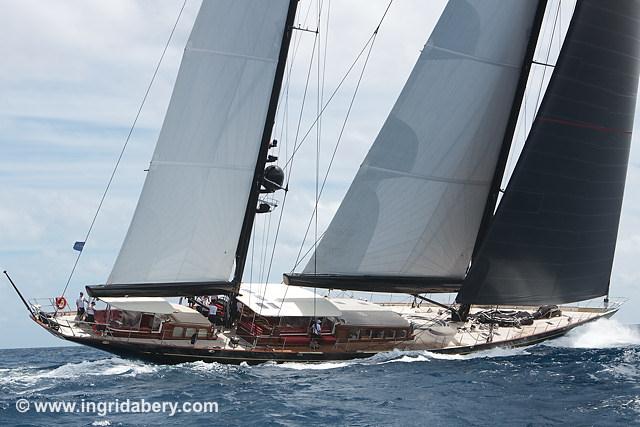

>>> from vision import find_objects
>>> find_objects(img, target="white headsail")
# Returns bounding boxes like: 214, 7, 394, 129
108, 0, 291, 285
302, 0, 540, 280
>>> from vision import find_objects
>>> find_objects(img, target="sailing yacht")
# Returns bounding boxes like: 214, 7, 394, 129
8, 0, 640, 364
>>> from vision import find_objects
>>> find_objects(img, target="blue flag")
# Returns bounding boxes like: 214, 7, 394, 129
73, 241, 85, 252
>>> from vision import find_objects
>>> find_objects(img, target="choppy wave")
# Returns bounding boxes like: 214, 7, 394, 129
276, 346, 530, 370
546, 318, 640, 349
2, 342, 640, 425
600, 348, 640, 382
0, 357, 157, 388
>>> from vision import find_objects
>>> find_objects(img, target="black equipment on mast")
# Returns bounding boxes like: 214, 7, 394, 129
232, 0, 299, 290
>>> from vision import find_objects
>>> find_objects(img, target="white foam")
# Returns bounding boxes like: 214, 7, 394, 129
599, 348, 640, 381
91, 420, 112, 426
172, 360, 249, 376
40, 357, 158, 378
378, 347, 528, 363
0, 357, 157, 388
546, 319, 640, 349
278, 361, 351, 370
275, 346, 529, 369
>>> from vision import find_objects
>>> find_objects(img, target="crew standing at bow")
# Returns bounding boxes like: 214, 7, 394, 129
75, 292, 87, 320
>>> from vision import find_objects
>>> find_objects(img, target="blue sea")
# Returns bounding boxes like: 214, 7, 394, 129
1, 319, 639, 426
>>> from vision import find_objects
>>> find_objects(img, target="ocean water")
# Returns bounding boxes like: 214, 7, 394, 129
1, 319, 639, 426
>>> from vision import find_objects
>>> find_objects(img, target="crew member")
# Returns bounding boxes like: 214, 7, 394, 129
75, 292, 87, 319
312, 319, 322, 338
86, 301, 96, 323
310, 319, 322, 349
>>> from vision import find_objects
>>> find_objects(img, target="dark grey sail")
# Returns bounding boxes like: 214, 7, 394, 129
458, 0, 640, 305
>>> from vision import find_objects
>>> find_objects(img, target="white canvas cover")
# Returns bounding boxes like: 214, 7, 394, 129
237, 283, 342, 318
109, 0, 290, 285
304, 0, 539, 279
100, 297, 180, 315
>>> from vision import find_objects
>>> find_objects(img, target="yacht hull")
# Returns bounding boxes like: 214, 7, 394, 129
38, 308, 616, 365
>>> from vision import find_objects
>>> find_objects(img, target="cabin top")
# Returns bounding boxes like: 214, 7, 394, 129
237, 283, 341, 318
100, 297, 184, 314
100, 296, 208, 325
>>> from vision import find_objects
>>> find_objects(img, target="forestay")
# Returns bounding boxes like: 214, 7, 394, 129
290, 0, 541, 290
108, 0, 291, 286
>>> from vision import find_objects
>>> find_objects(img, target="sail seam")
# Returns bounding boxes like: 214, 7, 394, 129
538, 116, 632, 135
150, 160, 254, 171
364, 164, 491, 186
423, 43, 521, 69
186, 47, 277, 64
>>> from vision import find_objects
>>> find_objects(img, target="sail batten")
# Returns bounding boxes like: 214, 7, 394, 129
458, 0, 640, 305
425, 44, 523, 69
293, 0, 543, 290
107, 0, 292, 287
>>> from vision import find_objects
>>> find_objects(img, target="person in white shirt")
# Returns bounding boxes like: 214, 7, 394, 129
75, 292, 87, 319
310, 319, 322, 349
85, 301, 96, 323
312, 319, 322, 337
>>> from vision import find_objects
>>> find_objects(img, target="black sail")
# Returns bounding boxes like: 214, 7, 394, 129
458, 0, 640, 305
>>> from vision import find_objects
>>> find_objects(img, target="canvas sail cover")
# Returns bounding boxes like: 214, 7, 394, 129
286, 0, 541, 292
108, 0, 291, 286
458, 0, 640, 305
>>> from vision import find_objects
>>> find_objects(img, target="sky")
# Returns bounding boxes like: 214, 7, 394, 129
1, 0, 639, 350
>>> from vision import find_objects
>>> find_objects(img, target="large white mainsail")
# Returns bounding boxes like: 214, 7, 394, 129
299, 0, 540, 284
108, 0, 291, 286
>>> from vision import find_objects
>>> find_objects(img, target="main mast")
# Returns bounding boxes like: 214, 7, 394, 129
455, 0, 548, 318
232, 0, 299, 290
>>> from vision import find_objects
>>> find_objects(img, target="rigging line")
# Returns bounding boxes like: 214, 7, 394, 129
292, 19, 380, 270
258, 209, 269, 282
256, 7, 321, 319
314, 0, 326, 271
285, 26, 320, 185
272, 0, 316, 170
503, 0, 560, 193
503, 1, 564, 191
290, 231, 326, 272
249, 222, 256, 307
504, 79, 529, 190
313, 0, 323, 319
281, 0, 393, 172
280, 36, 374, 171
273, 1, 306, 147
558, 0, 563, 54
532, 0, 553, 64
277, 0, 391, 320
314, 0, 323, 319
534, 0, 561, 113
57, 0, 187, 301
257, 1, 320, 285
